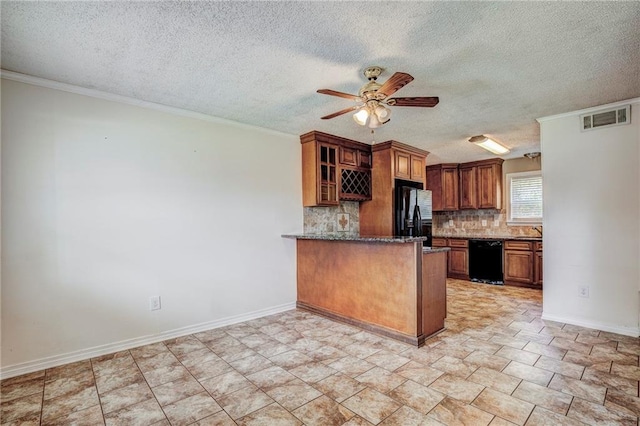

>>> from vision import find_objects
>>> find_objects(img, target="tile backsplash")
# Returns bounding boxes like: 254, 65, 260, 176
433, 209, 541, 238
303, 201, 359, 235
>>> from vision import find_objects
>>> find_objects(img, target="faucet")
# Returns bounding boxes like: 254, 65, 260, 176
532, 226, 543, 237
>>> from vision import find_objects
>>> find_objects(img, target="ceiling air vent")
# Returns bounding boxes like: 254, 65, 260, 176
581, 105, 631, 131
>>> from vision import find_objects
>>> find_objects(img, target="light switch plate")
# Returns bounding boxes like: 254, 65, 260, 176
482, 220, 487, 227
448, 219, 454, 227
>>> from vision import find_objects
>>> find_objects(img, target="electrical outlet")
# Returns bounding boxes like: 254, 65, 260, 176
481, 220, 487, 227
578, 286, 589, 298
493, 220, 500, 227
448, 219, 454, 227
149, 296, 161, 311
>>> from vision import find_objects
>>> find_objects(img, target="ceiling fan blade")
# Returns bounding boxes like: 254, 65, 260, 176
317, 89, 360, 101
388, 97, 440, 107
377, 72, 414, 98
321, 106, 358, 120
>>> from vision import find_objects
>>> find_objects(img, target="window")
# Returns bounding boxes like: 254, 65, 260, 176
507, 171, 542, 224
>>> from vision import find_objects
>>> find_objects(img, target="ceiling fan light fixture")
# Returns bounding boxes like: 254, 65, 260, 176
374, 104, 391, 120
353, 108, 369, 126
469, 135, 510, 155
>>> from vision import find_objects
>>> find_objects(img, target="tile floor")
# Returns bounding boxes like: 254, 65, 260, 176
2, 279, 640, 425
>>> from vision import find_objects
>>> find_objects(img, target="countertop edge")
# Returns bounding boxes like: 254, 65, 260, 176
282, 234, 429, 243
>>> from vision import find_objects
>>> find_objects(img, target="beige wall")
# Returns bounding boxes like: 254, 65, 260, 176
1, 78, 302, 377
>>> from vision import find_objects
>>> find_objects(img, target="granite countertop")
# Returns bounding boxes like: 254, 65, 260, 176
282, 234, 428, 243
423, 247, 451, 253
433, 235, 542, 241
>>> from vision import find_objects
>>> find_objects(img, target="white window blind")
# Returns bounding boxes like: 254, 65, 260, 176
508, 171, 542, 223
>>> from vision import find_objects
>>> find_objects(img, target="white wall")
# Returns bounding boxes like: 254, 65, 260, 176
1, 78, 302, 376
539, 99, 640, 336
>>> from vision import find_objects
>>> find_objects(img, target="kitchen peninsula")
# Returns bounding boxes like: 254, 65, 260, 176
283, 234, 449, 346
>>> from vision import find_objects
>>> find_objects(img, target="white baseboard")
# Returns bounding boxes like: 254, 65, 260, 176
541, 312, 640, 337
0, 302, 296, 380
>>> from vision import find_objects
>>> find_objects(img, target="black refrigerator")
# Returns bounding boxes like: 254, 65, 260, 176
394, 180, 433, 245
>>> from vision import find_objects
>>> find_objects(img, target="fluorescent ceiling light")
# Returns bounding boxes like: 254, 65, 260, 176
469, 135, 510, 155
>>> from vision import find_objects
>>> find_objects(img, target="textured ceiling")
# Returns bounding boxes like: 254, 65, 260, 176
2, 2, 639, 164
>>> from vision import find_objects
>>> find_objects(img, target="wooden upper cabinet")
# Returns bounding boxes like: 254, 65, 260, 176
359, 140, 429, 236
394, 151, 411, 180
458, 166, 477, 209
410, 155, 425, 182
300, 131, 371, 207
457, 158, 504, 210
426, 164, 459, 211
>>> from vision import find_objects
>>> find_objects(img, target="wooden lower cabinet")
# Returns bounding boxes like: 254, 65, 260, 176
504, 240, 541, 289
448, 247, 469, 279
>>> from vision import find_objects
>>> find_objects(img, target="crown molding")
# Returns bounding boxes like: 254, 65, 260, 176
0, 70, 295, 139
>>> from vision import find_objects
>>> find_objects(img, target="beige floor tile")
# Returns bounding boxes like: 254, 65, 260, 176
427, 396, 494, 426
567, 397, 636, 426
611, 362, 640, 381
524, 406, 584, 426
430, 355, 477, 379
92, 352, 137, 378
288, 361, 337, 384
0, 375, 45, 403
103, 398, 166, 426
428, 373, 485, 403
200, 370, 251, 398
467, 366, 522, 394
365, 351, 411, 371
521, 341, 566, 360
95, 365, 145, 395
245, 365, 297, 391
228, 353, 274, 376
292, 395, 355, 426
354, 366, 406, 393
235, 402, 302, 426
216, 384, 274, 420
314, 373, 366, 403
192, 410, 237, 426
0, 393, 42, 424
129, 343, 169, 361
41, 404, 104, 426
268, 350, 314, 369
464, 351, 511, 371
377, 405, 432, 425
548, 374, 606, 404
43, 370, 95, 401
394, 360, 444, 386
45, 360, 93, 383
511, 380, 572, 415
142, 363, 192, 388
264, 378, 322, 411
327, 356, 376, 378
549, 337, 592, 355
388, 379, 444, 414
460, 337, 504, 354
41, 383, 99, 422
472, 388, 534, 425
100, 381, 153, 414
151, 375, 204, 406
164, 336, 209, 358
533, 356, 584, 379
162, 391, 222, 426
502, 361, 554, 387
489, 335, 529, 350
134, 351, 180, 373
495, 346, 540, 365
185, 357, 233, 381
605, 388, 640, 418
342, 388, 402, 425
582, 367, 639, 396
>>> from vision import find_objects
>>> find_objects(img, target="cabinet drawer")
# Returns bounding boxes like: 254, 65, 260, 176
504, 240, 533, 251
339, 147, 358, 166
534, 241, 543, 251
432, 238, 447, 247
448, 239, 468, 248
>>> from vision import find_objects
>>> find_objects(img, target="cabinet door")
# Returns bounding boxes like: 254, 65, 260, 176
318, 143, 339, 206
359, 150, 372, 168
410, 155, 425, 182
442, 168, 459, 210
395, 151, 411, 180
448, 248, 468, 276
534, 251, 543, 286
504, 250, 534, 284
459, 166, 477, 209
339, 147, 358, 166
478, 163, 500, 209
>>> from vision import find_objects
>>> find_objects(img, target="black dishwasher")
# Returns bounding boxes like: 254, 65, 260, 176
469, 240, 504, 284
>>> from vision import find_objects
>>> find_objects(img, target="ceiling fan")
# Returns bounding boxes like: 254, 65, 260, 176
317, 66, 439, 129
